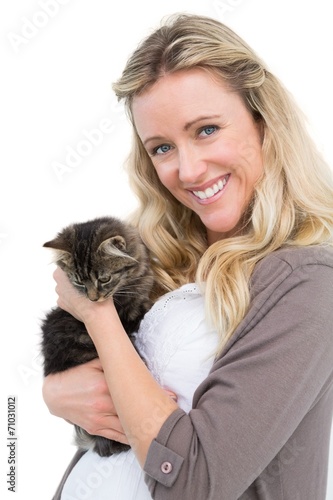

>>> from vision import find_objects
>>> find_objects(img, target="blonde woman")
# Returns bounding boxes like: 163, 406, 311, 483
43, 14, 333, 500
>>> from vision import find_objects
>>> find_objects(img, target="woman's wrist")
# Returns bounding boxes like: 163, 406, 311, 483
82, 298, 119, 334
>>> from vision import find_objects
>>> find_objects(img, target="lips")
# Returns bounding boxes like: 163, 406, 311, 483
191, 175, 230, 200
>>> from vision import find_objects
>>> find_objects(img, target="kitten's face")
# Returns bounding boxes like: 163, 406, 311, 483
44, 221, 142, 302
65, 248, 138, 302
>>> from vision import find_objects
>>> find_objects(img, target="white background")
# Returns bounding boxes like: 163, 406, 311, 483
0, 0, 332, 498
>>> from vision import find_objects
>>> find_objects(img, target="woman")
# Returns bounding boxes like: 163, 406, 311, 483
43, 14, 333, 499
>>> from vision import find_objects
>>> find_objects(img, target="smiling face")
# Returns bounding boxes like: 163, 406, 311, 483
132, 68, 264, 244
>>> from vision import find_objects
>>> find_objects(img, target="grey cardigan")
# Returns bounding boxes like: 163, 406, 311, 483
53, 245, 333, 500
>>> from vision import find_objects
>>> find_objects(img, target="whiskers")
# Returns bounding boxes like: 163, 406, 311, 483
113, 285, 144, 299
110, 279, 152, 308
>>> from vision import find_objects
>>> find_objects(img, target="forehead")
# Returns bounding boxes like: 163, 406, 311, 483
132, 68, 245, 135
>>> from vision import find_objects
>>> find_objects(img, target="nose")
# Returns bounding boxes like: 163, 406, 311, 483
86, 286, 99, 302
178, 146, 207, 184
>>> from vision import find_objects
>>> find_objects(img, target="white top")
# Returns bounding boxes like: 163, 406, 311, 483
61, 283, 219, 500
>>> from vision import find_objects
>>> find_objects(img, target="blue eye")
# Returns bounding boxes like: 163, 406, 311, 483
152, 144, 172, 156
199, 126, 218, 137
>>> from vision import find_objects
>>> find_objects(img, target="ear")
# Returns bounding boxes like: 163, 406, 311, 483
43, 235, 71, 252
43, 237, 73, 267
98, 235, 127, 256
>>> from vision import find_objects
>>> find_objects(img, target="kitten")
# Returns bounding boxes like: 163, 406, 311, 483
41, 216, 154, 456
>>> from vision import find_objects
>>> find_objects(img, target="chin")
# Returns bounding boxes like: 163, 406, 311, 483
205, 219, 244, 242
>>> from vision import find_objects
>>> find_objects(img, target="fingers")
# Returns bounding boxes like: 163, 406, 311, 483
88, 415, 129, 445
53, 266, 68, 291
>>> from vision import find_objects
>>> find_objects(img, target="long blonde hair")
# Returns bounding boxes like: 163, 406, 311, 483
113, 14, 333, 353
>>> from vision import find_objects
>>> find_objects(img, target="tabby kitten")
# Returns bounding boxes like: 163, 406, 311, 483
41, 216, 154, 456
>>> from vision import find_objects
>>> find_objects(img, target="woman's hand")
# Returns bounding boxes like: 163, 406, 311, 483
42, 359, 178, 445
42, 358, 130, 445
53, 266, 115, 325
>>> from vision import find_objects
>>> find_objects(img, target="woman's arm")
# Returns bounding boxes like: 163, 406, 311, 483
50, 266, 179, 466
142, 247, 333, 498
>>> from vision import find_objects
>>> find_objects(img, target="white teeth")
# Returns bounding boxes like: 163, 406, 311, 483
205, 187, 214, 198
196, 191, 207, 200
193, 176, 228, 200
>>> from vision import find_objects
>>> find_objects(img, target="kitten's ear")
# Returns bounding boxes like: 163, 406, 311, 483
43, 237, 73, 267
98, 236, 127, 256
43, 235, 72, 252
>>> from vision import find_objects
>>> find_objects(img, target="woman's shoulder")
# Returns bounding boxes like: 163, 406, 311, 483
221, 244, 333, 353
248, 244, 333, 312
252, 244, 333, 286
262, 244, 333, 269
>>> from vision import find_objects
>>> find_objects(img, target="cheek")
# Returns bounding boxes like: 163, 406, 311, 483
154, 163, 177, 191
211, 141, 238, 167
230, 138, 263, 182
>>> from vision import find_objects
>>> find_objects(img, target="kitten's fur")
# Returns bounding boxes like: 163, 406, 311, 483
41, 216, 154, 456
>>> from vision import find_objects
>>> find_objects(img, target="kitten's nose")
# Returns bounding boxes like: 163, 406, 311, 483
87, 289, 99, 301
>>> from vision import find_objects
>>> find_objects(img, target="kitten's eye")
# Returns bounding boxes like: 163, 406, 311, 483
98, 276, 112, 284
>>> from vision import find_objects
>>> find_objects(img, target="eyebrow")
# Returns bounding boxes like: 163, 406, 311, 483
183, 114, 221, 131
143, 114, 221, 147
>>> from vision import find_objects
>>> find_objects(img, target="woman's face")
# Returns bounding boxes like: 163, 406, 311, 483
132, 68, 264, 244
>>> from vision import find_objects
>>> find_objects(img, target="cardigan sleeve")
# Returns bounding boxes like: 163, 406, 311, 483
143, 247, 333, 499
